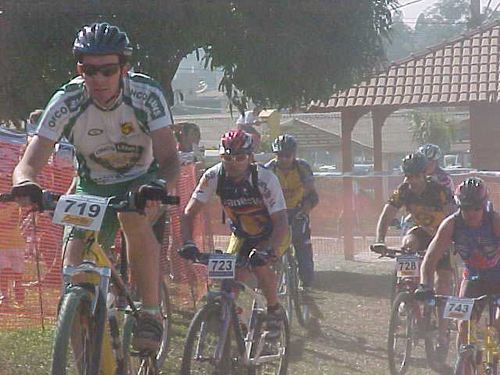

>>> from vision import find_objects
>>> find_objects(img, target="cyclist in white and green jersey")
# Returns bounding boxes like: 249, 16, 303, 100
11, 23, 179, 352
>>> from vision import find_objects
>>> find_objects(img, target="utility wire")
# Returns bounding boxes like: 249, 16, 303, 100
394, 0, 426, 10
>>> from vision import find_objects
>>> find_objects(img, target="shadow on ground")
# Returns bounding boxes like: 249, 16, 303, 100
314, 270, 393, 298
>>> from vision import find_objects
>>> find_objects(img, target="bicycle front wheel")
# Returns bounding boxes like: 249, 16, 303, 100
388, 291, 416, 375
51, 286, 106, 375
248, 310, 290, 375
277, 251, 294, 324
454, 349, 478, 375
181, 302, 234, 374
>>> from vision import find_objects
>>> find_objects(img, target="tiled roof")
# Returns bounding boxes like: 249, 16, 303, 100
176, 111, 468, 154
309, 20, 500, 112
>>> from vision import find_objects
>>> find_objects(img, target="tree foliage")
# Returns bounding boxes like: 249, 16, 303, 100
0, 0, 395, 122
410, 111, 456, 153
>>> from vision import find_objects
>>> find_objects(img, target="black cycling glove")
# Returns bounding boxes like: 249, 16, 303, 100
178, 241, 200, 261
11, 180, 43, 210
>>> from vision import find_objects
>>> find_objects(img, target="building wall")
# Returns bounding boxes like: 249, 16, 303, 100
470, 103, 500, 170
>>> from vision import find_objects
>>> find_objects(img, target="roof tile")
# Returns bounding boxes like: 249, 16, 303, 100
309, 21, 500, 111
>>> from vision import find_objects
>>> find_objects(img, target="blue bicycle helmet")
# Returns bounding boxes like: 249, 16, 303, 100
73, 23, 133, 60
272, 134, 297, 153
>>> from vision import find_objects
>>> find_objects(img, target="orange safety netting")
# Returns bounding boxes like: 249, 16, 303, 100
0, 142, 214, 329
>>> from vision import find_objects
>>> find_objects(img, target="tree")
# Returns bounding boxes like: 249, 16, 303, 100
413, 0, 469, 50
383, 10, 415, 62
409, 111, 456, 153
0, 0, 396, 122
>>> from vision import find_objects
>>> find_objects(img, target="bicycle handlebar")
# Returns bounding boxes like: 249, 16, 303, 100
192, 249, 273, 268
369, 244, 425, 259
0, 190, 180, 212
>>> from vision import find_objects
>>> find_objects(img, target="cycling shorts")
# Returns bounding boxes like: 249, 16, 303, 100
407, 226, 451, 270
226, 229, 291, 259
460, 277, 500, 320
63, 172, 158, 251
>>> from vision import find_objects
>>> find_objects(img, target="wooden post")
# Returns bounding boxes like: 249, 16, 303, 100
372, 108, 394, 208
340, 109, 367, 260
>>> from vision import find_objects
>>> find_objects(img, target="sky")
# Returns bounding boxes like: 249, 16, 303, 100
400, 0, 500, 27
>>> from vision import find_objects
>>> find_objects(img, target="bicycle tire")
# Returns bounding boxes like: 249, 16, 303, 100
286, 250, 307, 328
423, 303, 451, 372
388, 291, 415, 375
51, 286, 106, 375
181, 302, 232, 374
277, 251, 294, 325
247, 309, 290, 375
123, 278, 172, 373
454, 350, 477, 375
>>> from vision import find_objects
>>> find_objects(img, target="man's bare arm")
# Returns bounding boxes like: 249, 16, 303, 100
270, 209, 289, 255
375, 204, 398, 243
13, 135, 55, 185
181, 197, 206, 243
152, 127, 180, 192
420, 216, 454, 287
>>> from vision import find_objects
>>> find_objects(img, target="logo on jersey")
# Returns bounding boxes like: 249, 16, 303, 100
145, 92, 166, 120
64, 93, 83, 112
88, 129, 104, 136
120, 122, 134, 135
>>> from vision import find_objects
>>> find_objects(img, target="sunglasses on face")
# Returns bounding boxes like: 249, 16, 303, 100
221, 153, 249, 162
277, 152, 293, 158
79, 63, 121, 77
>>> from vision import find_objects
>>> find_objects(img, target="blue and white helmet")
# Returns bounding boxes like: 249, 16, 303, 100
418, 143, 442, 161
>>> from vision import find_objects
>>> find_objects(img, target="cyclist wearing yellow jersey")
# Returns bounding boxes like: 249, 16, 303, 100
373, 152, 455, 357
265, 134, 319, 290
179, 129, 290, 339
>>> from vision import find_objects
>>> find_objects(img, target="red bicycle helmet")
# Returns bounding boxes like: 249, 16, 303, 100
455, 177, 488, 208
219, 129, 253, 155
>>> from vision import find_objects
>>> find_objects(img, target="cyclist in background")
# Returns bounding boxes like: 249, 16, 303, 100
179, 129, 290, 339
11, 22, 179, 352
265, 134, 319, 292
372, 152, 455, 355
418, 177, 500, 370
418, 143, 454, 192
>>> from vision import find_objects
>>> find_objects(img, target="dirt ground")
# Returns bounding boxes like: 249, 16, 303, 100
285, 253, 451, 375
0, 251, 454, 374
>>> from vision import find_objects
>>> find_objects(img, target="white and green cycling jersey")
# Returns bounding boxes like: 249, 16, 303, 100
36, 72, 173, 185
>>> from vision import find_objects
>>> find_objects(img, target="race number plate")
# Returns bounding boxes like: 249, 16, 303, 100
52, 194, 110, 231
396, 255, 420, 278
443, 297, 474, 321
208, 254, 236, 279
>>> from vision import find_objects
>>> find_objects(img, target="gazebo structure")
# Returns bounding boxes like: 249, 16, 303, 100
308, 19, 500, 258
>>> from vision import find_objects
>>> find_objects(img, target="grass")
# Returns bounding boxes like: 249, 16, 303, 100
0, 255, 456, 374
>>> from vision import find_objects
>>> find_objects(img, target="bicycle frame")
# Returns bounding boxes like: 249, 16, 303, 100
457, 295, 500, 371
62, 230, 139, 375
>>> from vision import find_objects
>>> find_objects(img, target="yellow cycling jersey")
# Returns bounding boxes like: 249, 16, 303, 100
264, 158, 314, 210
388, 177, 454, 231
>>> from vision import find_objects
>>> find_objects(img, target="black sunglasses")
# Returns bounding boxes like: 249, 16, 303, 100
79, 63, 122, 77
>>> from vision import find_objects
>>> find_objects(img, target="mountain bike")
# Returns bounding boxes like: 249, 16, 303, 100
2, 190, 178, 374
275, 245, 312, 328
371, 245, 449, 375
181, 250, 290, 374
430, 291, 500, 375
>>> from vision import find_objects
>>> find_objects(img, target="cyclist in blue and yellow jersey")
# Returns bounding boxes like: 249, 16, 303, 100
179, 129, 290, 340
11, 23, 179, 352
418, 177, 500, 370
265, 134, 319, 291
373, 152, 455, 358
